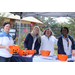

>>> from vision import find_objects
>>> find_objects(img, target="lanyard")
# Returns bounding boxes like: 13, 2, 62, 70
64, 37, 69, 47
67, 38, 69, 47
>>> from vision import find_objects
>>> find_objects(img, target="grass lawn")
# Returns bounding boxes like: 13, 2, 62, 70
54, 45, 58, 55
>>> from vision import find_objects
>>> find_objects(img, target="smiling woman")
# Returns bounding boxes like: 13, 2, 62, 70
39, 28, 57, 56
0, 22, 14, 62
24, 26, 41, 55
57, 27, 75, 58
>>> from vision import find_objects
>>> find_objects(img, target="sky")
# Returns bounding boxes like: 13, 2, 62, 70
54, 17, 69, 23
45, 17, 69, 23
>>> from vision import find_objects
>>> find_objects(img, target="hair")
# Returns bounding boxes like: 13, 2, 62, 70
31, 26, 41, 37
60, 27, 69, 34
31, 26, 41, 42
43, 28, 52, 35
3, 21, 11, 27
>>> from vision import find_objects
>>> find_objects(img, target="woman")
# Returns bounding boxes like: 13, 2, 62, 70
57, 27, 75, 58
24, 26, 41, 54
0, 22, 14, 62
39, 28, 57, 55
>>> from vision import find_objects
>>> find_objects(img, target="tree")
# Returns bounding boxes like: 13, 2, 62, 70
58, 17, 75, 39
67, 17, 75, 39
35, 16, 61, 38
0, 12, 10, 27
0, 13, 5, 27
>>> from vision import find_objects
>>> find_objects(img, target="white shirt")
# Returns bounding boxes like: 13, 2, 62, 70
39, 35, 57, 55
62, 38, 72, 55
32, 36, 36, 50
0, 31, 14, 58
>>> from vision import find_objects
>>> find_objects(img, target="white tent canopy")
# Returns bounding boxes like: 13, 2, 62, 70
10, 12, 75, 18
10, 12, 75, 45
0, 12, 43, 24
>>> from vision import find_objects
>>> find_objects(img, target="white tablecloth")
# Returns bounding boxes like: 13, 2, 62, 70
32, 55, 75, 62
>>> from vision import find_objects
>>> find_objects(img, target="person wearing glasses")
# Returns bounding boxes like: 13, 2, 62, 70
57, 27, 75, 58
24, 26, 41, 55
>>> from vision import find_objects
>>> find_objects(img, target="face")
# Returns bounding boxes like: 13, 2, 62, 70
34, 28, 39, 35
4, 24, 11, 33
62, 28, 67, 36
46, 29, 51, 37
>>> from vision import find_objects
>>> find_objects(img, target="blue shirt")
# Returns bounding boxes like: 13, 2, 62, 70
45, 34, 51, 40
0, 31, 11, 40
61, 34, 69, 39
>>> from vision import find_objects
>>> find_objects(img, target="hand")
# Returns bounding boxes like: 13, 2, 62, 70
5, 46, 10, 52
25, 48, 28, 50
53, 54, 56, 56
34, 50, 37, 53
13, 44, 15, 46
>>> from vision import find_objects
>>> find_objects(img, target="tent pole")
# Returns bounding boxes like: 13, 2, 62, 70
18, 18, 21, 45
18, 12, 22, 45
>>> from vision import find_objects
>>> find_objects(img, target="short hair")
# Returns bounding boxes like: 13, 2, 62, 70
60, 27, 69, 34
43, 28, 52, 35
3, 21, 11, 27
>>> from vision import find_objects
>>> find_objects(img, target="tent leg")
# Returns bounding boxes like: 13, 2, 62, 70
18, 19, 21, 45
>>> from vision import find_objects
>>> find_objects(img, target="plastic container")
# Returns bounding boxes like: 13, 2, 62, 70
58, 54, 68, 61
9, 45, 19, 54
40, 50, 51, 57
19, 49, 28, 56
27, 50, 36, 56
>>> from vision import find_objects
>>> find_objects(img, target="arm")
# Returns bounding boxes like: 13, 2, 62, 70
70, 36, 75, 50
72, 39, 75, 50
39, 37, 42, 54
35, 37, 41, 54
24, 33, 30, 49
57, 37, 66, 54
0, 37, 10, 51
0, 45, 10, 51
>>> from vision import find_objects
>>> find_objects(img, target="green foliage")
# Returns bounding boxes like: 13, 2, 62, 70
36, 16, 61, 38
15, 29, 28, 50
67, 17, 75, 39
0, 13, 5, 26
0, 12, 11, 27
60, 17, 75, 39
35, 17, 75, 39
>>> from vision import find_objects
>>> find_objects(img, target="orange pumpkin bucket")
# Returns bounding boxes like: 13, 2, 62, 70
27, 50, 36, 56
9, 45, 19, 54
19, 49, 28, 56
41, 50, 51, 57
57, 54, 68, 61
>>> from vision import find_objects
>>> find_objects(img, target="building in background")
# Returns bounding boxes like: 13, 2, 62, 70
0, 12, 45, 37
